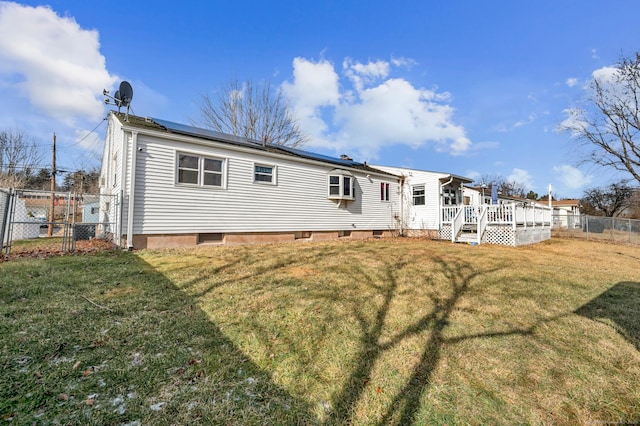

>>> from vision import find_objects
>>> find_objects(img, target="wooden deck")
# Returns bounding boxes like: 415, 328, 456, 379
441, 204, 552, 246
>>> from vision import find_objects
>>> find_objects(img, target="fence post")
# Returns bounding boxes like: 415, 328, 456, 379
585, 215, 589, 240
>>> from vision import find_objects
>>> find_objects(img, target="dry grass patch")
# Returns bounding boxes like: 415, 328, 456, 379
139, 238, 640, 425
2, 237, 639, 425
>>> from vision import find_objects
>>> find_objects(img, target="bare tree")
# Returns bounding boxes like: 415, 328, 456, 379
561, 53, 640, 186
474, 174, 527, 198
581, 181, 635, 217
194, 80, 309, 148
0, 129, 43, 188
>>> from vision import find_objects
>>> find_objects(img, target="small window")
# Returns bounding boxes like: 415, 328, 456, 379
203, 158, 223, 186
329, 176, 340, 196
254, 164, 275, 184
380, 182, 390, 201
343, 176, 352, 197
327, 170, 355, 200
90, 207, 99, 214
178, 154, 199, 184
413, 185, 425, 206
176, 153, 224, 188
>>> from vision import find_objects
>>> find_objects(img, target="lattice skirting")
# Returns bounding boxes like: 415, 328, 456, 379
482, 226, 516, 246
439, 224, 452, 241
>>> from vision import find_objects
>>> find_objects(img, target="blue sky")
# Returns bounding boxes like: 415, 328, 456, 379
1, 1, 638, 198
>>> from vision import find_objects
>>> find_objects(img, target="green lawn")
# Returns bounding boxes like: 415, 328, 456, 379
1, 238, 639, 425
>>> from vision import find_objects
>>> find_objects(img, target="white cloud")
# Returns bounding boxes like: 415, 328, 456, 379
281, 57, 340, 144
390, 56, 417, 68
553, 165, 593, 190
592, 66, 618, 83
0, 2, 117, 125
507, 168, 534, 189
566, 77, 578, 87
282, 56, 471, 160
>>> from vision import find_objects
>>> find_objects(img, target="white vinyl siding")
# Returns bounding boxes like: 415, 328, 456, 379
129, 134, 399, 235
372, 165, 451, 231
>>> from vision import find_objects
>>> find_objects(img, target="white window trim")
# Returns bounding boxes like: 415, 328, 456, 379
413, 184, 426, 206
253, 163, 277, 185
380, 182, 390, 202
175, 152, 226, 189
327, 169, 355, 201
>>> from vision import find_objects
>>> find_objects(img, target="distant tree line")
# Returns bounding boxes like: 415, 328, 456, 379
580, 181, 640, 219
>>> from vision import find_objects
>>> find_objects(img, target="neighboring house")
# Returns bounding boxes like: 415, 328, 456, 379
100, 112, 401, 249
370, 165, 473, 237
541, 198, 581, 228
81, 195, 100, 223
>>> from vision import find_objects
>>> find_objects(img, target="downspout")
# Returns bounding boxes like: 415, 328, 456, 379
399, 175, 405, 236
126, 131, 139, 250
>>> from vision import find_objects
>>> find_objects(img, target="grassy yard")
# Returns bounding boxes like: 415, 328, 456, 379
1, 238, 639, 425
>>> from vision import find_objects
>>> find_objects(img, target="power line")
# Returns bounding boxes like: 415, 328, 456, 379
63, 116, 107, 149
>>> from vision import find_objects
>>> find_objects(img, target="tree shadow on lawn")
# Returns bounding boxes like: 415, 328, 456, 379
575, 281, 640, 351
323, 256, 567, 426
0, 252, 317, 425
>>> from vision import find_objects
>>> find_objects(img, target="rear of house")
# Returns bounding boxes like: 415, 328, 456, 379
100, 113, 401, 249
371, 165, 472, 238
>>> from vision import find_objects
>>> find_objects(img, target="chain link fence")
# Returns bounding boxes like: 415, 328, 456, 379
552, 214, 640, 244
1, 189, 121, 255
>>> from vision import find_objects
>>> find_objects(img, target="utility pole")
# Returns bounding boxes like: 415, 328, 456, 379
48, 133, 56, 237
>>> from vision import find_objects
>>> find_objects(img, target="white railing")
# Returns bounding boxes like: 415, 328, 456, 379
442, 203, 552, 234
477, 206, 487, 244
486, 204, 514, 224
451, 207, 465, 242
442, 206, 458, 222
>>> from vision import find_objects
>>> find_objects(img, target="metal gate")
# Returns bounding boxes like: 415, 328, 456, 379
2, 189, 121, 255
0, 188, 10, 252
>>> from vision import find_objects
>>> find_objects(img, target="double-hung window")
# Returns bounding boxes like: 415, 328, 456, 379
380, 182, 390, 201
413, 185, 425, 206
177, 153, 224, 187
254, 164, 276, 184
327, 170, 355, 200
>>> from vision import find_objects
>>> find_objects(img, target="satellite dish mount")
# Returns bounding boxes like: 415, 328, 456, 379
103, 81, 134, 121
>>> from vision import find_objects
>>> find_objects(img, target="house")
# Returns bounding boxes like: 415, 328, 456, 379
370, 165, 473, 238
81, 195, 100, 223
538, 197, 581, 228
372, 166, 552, 246
99, 112, 401, 249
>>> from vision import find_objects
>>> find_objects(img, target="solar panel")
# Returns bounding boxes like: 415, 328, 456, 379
275, 145, 363, 167
151, 118, 261, 148
150, 117, 364, 168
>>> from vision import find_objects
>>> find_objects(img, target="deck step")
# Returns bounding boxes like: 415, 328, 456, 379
456, 233, 479, 243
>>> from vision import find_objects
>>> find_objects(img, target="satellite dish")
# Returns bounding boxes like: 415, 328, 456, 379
103, 80, 134, 120
118, 81, 133, 106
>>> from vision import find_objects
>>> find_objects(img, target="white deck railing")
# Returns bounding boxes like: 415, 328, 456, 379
442, 203, 552, 231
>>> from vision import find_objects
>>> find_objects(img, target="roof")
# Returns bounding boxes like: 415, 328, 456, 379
370, 164, 473, 183
551, 199, 581, 207
113, 113, 398, 178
